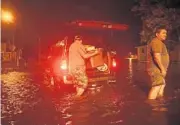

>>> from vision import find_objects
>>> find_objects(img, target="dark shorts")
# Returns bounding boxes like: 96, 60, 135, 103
71, 67, 88, 89
147, 68, 166, 87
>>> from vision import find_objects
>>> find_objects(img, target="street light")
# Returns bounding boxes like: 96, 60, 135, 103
1, 9, 18, 66
1, 9, 16, 45
1, 9, 15, 24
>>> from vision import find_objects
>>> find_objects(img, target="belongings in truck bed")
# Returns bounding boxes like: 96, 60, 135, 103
90, 48, 104, 68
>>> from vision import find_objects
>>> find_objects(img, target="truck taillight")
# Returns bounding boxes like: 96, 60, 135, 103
60, 60, 67, 70
112, 59, 116, 67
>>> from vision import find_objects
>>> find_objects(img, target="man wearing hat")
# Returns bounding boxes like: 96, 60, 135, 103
69, 35, 99, 97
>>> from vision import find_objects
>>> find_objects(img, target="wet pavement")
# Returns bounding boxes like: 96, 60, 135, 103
1, 60, 180, 125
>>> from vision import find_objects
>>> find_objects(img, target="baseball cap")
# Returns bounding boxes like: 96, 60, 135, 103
74, 35, 82, 40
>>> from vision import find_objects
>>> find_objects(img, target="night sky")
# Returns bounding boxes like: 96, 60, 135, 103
3, 0, 142, 57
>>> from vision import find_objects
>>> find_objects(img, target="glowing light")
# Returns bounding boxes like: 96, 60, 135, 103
1, 9, 15, 24
112, 59, 117, 67
107, 25, 112, 28
60, 60, 67, 70
78, 23, 82, 26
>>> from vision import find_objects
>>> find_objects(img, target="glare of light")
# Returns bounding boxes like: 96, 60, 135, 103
107, 25, 112, 28
78, 23, 82, 26
128, 58, 132, 65
63, 75, 67, 81
112, 59, 117, 67
60, 60, 67, 70
129, 58, 132, 60
56, 41, 65, 46
61, 64, 67, 70
1, 9, 15, 24
102, 24, 107, 28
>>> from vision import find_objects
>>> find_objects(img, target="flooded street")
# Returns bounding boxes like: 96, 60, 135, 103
1, 60, 180, 125
2, 0, 180, 124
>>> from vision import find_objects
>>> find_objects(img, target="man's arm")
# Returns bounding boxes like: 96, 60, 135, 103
154, 53, 166, 73
79, 46, 99, 59
151, 41, 166, 76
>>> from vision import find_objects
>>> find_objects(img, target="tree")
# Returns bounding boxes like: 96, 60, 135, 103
131, 0, 180, 50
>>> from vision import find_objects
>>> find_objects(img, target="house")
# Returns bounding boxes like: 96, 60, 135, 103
135, 45, 148, 62
1, 42, 17, 62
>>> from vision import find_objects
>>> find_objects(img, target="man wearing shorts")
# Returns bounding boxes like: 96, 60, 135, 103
147, 26, 169, 100
69, 35, 99, 97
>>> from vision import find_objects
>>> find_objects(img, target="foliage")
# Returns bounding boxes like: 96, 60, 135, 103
131, 0, 180, 47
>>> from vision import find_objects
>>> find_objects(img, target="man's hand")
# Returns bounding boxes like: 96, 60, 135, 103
94, 49, 100, 55
154, 53, 166, 76
80, 48, 99, 59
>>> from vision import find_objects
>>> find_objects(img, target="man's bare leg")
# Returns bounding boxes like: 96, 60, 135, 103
157, 84, 166, 98
148, 86, 161, 100
76, 87, 85, 96
75, 81, 88, 96
158, 79, 166, 97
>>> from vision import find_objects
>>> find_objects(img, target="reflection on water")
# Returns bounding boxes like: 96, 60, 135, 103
52, 94, 74, 125
51, 85, 126, 125
41, 61, 180, 125
1, 62, 180, 125
127, 58, 133, 84
1, 72, 40, 120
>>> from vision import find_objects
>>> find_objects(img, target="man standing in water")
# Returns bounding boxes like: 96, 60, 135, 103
69, 35, 99, 98
147, 26, 169, 100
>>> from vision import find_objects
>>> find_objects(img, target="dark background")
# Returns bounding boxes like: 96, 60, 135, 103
2, 0, 180, 58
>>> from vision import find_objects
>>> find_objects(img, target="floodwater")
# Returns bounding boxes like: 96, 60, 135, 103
1, 60, 180, 125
